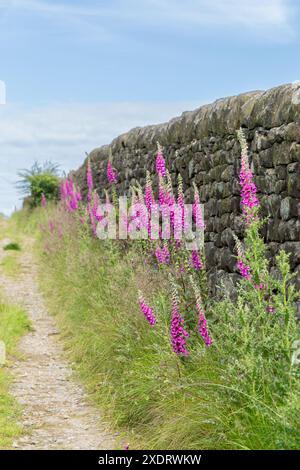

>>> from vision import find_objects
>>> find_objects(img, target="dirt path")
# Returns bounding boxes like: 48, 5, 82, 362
0, 235, 115, 450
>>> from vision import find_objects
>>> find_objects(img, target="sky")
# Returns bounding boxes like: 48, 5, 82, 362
0, 0, 300, 214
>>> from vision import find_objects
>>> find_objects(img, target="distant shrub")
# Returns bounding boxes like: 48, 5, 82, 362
3, 242, 21, 251
17, 161, 60, 207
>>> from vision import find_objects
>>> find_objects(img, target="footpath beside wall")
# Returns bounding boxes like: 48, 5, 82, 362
72, 83, 300, 297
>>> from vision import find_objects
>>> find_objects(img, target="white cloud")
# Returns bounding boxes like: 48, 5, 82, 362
142, 0, 291, 27
0, 0, 295, 40
0, 100, 200, 214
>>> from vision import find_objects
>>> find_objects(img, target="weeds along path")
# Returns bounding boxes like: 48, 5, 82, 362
0, 234, 115, 450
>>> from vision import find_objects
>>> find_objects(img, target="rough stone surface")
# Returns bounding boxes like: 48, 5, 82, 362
72, 83, 300, 294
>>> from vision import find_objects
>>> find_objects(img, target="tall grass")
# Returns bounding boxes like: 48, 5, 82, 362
0, 297, 31, 448
0, 253, 21, 278
21, 204, 299, 450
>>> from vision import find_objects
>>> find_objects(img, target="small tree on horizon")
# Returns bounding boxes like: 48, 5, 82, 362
17, 160, 61, 207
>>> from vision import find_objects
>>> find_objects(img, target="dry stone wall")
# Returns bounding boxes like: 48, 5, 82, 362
72, 83, 300, 299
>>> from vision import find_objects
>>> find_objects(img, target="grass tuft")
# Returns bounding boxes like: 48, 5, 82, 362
0, 254, 21, 278
3, 243, 21, 251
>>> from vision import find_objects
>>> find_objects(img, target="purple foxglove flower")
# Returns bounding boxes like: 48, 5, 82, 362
237, 129, 260, 224
107, 160, 118, 184
170, 282, 189, 356
197, 304, 213, 347
155, 245, 170, 265
177, 175, 186, 232
191, 250, 203, 270
170, 299, 189, 356
41, 193, 47, 207
138, 293, 156, 326
237, 259, 251, 281
192, 184, 205, 229
86, 159, 93, 203
191, 277, 213, 347
60, 181, 67, 200
155, 145, 166, 177
267, 305, 275, 314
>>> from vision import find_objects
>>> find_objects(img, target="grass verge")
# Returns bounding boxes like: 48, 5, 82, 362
3, 242, 21, 251
0, 253, 21, 278
0, 298, 31, 448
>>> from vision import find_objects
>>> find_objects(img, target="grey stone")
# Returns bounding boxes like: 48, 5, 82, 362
261, 194, 281, 219
188, 159, 194, 178
278, 220, 300, 242
280, 242, 300, 269
290, 142, 300, 162
280, 197, 293, 221
70, 83, 300, 295
275, 165, 287, 180
287, 174, 300, 198
221, 166, 235, 181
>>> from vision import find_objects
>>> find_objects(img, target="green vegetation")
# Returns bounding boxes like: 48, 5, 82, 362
23, 205, 299, 450
3, 242, 21, 251
10, 137, 299, 450
0, 297, 31, 448
1, 253, 21, 278
17, 161, 60, 207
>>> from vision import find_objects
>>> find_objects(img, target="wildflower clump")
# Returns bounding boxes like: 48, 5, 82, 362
60, 179, 82, 213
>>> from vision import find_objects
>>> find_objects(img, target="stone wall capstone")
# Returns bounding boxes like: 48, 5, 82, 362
71, 83, 300, 299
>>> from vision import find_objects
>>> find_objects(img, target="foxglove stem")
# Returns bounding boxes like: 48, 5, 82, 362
233, 233, 252, 281
158, 175, 166, 207
191, 250, 203, 270
155, 142, 166, 177
177, 174, 186, 232
237, 129, 260, 224
138, 292, 156, 326
107, 160, 117, 184
190, 276, 212, 347
60, 181, 67, 200
237, 260, 251, 281
192, 183, 205, 229
145, 171, 154, 212
86, 159, 93, 203
144, 176, 157, 237
166, 170, 175, 230
197, 306, 213, 347
155, 244, 170, 265
170, 280, 189, 356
